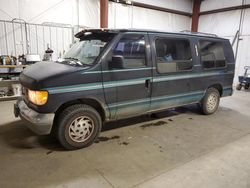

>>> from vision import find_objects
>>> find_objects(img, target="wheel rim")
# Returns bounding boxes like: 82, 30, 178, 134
68, 116, 94, 143
207, 93, 218, 112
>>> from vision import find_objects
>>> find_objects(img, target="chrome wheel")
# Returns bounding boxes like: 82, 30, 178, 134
201, 88, 220, 115
68, 116, 94, 142
207, 93, 218, 112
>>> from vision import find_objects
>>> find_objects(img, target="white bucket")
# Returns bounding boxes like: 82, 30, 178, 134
12, 84, 22, 96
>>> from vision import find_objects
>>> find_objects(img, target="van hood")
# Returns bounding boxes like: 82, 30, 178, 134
19, 61, 86, 90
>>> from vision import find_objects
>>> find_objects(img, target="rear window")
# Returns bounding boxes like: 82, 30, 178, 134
155, 38, 192, 73
199, 40, 226, 69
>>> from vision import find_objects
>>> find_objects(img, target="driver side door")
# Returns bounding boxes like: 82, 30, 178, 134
102, 33, 153, 120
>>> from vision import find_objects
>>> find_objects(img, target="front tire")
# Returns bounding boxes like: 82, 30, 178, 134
236, 84, 242, 90
56, 104, 102, 150
200, 88, 220, 115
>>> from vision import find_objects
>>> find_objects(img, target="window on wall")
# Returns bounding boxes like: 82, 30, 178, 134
199, 40, 226, 69
155, 38, 192, 73
112, 34, 146, 68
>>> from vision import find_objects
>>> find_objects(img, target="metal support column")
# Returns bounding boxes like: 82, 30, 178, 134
100, 0, 108, 28
191, 0, 201, 32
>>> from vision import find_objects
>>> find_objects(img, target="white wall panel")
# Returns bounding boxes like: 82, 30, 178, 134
0, 0, 98, 59
234, 9, 250, 82
0, 0, 192, 59
133, 7, 191, 31
78, 0, 99, 28
19, 0, 75, 24
109, 0, 191, 30
108, 3, 133, 28
0, 0, 76, 25
234, 36, 250, 83
199, 11, 241, 37
108, 3, 191, 31
242, 9, 250, 35
200, 0, 242, 12
0, 0, 19, 20
0, 0, 99, 27
0, 0, 191, 29
133, 0, 193, 13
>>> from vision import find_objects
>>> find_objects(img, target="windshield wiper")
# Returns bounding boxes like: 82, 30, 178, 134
62, 57, 91, 66
64, 57, 79, 61
63, 57, 83, 66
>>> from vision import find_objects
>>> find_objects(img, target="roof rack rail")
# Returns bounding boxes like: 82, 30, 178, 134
180, 30, 218, 37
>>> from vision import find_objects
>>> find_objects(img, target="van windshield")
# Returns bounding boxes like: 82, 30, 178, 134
62, 32, 116, 66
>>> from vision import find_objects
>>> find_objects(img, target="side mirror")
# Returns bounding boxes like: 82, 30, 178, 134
109, 55, 125, 69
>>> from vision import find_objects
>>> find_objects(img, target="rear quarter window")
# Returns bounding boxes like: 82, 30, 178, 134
199, 40, 226, 69
155, 37, 193, 74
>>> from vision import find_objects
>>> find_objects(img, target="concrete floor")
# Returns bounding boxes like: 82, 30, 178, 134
0, 90, 250, 188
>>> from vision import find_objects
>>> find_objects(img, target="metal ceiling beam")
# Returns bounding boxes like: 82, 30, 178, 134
191, 0, 201, 32
109, 0, 192, 17
200, 4, 250, 15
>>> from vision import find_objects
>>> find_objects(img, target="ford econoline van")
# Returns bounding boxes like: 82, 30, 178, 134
14, 29, 235, 150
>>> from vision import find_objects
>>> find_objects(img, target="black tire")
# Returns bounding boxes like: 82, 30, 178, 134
56, 104, 102, 150
200, 88, 220, 115
236, 84, 242, 90
244, 84, 249, 90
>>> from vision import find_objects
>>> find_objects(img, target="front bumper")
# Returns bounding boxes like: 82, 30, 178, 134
14, 99, 54, 135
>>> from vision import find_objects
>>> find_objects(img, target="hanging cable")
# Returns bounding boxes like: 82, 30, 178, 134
235, 0, 246, 63
235, 0, 246, 78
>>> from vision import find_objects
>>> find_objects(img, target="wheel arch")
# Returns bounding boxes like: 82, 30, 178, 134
207, 83, 223, 96
54, 98, 108, 124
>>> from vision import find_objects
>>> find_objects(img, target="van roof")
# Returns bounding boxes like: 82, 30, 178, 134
75, 28, 227, 40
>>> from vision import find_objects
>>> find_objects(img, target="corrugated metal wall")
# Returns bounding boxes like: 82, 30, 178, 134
108, 2, 191, 31
1, 0, 249, 82
0, 0, 192, 60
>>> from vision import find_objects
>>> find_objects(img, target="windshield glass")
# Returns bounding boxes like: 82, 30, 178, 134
62, 32, 116, 66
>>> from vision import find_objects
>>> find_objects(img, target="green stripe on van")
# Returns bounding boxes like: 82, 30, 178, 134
83, 67, 155, 74
45, 71, 234, 94
108, 90, 204, 108
45, 77, 151, 94
107, 86, 232, 116
153, 71, 234, 82
107, 86, 232, 110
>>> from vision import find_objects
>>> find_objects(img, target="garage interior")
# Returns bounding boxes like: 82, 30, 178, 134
0, 0, 250, 187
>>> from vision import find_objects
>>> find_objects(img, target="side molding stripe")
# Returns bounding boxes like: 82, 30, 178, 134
45, 71, 234, 94
107, 86, 232, 109
83, 67, 155, 74
107, 90, 204, 108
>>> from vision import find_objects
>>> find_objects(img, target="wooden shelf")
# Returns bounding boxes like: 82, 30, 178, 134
0, 95, 21, 101
0, 65, 25, 101
0, 79, 19, 82
0, 65, 28, 68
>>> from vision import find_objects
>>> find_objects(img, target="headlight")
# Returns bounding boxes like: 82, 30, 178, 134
28, 90, 48, 105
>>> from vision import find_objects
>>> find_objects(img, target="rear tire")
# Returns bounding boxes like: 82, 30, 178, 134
236, 84, 242, 90
200, 88, 220, 115
244, 84, 249, 90
56, 104, 102, 150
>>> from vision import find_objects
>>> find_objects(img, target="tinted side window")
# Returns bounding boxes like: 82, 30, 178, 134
113, 34, 146, 68
199, 40, 226, 69
155, 38, 192, 73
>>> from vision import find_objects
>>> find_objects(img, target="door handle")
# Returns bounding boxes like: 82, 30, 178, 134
145, 79, 151, 89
